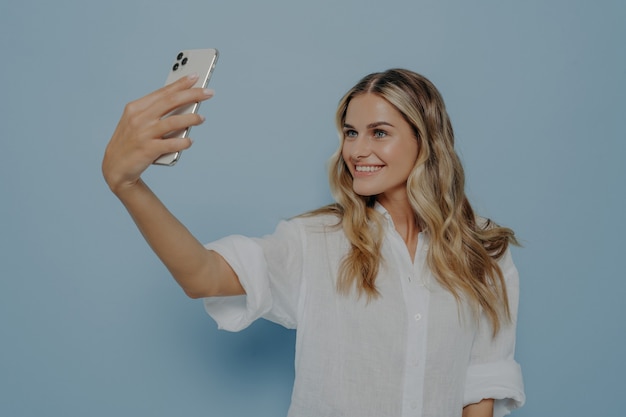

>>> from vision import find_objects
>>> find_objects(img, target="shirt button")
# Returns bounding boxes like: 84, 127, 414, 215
414, 313, 422, 321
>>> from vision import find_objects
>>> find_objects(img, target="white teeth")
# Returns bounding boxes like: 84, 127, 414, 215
356, 165, 382, 172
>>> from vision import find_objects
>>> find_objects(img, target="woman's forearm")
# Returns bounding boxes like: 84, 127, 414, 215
462, 398, 494, 417
114, 179, 244, 298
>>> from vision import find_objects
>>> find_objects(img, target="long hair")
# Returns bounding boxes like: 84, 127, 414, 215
316, 69, 517, 335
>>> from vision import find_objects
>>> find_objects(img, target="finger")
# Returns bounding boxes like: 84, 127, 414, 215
153, 136, 194, 156
120, 86, 212, 140
149, 87, 214, 120
149, 112, 206, 139
143, 73, 201, 109
124, 74, 201, 116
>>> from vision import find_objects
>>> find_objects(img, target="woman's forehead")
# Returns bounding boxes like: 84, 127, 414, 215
344, 94, 403, 126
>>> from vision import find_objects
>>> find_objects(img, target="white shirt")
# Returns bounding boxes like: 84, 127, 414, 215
204, 205, 525, 417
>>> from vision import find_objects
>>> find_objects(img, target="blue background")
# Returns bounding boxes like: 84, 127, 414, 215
1, 0, 624, 416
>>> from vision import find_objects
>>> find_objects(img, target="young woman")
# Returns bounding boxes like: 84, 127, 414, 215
103, 68, 525, 417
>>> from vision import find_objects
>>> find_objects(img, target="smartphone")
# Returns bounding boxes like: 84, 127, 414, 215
153, 48, 219, 166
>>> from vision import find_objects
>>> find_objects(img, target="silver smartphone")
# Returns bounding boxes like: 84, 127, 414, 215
153, 48, 219, 166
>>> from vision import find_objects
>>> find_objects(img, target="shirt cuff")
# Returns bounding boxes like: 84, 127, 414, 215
202, 235, 272, 332
464, 360, 525, 417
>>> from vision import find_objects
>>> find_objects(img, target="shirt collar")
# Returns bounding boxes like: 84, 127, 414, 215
374, 201, 429, 241
374, 201, 395, 227
374, 201, 390, 216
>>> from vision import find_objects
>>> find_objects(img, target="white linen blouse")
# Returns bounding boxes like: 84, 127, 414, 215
204, 205, 525, 417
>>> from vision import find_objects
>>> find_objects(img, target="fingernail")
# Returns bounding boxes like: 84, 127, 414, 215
187, 72, 199, 80
203, 88, 215, 96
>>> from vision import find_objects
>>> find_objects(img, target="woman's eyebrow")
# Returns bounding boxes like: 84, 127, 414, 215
343, 121, 394, 129
367, 121, 394, 129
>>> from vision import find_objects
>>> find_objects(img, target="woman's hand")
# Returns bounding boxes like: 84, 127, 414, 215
102, 73, 214, 195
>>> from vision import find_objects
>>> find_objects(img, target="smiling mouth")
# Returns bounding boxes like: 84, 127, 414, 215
355, 165, 383, 173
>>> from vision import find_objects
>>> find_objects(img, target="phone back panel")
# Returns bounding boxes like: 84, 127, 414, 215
154, 48, 218, 166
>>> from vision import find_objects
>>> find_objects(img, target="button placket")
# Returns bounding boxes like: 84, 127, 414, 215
382, 216, 429, 417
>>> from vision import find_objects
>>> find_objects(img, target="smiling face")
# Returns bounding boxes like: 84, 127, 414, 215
341, 93, 419, 203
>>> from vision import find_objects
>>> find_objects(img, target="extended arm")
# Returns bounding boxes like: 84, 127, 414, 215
102, 74, 244, 298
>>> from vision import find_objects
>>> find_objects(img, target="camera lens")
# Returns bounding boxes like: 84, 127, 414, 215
181, 57, 188, 66
177, 52, 184, 60
173, 63, 179, 71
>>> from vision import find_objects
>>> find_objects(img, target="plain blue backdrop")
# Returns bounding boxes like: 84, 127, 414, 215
1, 0, 624, 416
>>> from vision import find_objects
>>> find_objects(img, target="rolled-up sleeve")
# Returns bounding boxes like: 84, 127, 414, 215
203, 220, 304, 332
464, 249, 525, 417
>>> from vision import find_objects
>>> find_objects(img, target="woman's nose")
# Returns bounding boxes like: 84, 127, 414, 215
350, 136, 371, 160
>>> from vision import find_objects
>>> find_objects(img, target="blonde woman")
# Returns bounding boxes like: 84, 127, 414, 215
103, 68, 525, 417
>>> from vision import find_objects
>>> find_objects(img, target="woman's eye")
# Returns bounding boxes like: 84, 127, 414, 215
344, 130, 358, 138
373, 130, 387, 138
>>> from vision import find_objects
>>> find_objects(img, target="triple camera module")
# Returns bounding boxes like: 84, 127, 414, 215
172, 52, 188, 71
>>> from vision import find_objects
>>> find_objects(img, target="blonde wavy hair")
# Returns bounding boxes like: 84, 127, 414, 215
312, 69, 517, 335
